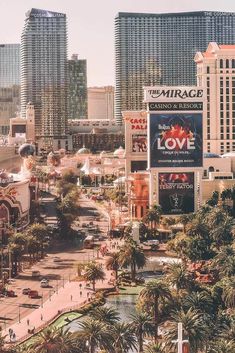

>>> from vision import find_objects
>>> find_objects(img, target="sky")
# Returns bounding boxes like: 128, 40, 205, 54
0, 0, 235, 86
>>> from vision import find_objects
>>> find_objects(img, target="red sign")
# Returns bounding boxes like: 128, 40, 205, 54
130, 118, 147, 130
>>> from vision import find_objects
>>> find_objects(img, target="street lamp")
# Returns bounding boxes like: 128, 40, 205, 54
18, 305, 21, 323
172, 323, 189, 353
41, 293, 44, 308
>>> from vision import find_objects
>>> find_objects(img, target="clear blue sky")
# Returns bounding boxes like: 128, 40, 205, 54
0, 0, 235, 86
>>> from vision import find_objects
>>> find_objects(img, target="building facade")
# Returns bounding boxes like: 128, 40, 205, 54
195, 42, 235, 155
115, 11, 235, 124
20, 8, 68, 149
68, 54, 87, 120
0, 44, 20, 135
88, 86, 114, 120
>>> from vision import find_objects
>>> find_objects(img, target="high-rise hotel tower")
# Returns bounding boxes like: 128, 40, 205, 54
21, 8, 68, 148
0, 44, 20, 135
115, 11, 235, 124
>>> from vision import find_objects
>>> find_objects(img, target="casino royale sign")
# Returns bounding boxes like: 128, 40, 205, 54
144, 86, 204, 103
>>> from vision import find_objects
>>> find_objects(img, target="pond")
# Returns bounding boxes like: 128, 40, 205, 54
67, 294, 138, 352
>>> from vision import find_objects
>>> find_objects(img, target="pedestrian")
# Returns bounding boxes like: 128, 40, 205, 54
80, 291, 82, 297
13, 333, 16, 341
70, 295, 73, 301
27, 319, 29, 326
79, 283, 82, 290
41, 314, 43, 321
87, 291, 89, 298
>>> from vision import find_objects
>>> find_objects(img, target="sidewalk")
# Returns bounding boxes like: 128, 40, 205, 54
3, 258, 115, 344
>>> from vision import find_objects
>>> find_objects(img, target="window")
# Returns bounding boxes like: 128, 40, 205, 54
220, 59, 223, 69
226, 59, 230, 69
207, 66, 210, 74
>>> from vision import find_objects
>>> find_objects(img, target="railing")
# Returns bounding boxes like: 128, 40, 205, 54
12, 298, 88, 346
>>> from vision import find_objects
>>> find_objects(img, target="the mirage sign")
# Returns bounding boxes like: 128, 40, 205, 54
144, 86, 203, 103
149, 113, 203, 168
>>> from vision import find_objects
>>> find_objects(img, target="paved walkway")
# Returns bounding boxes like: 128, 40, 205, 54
3, 246, 120, 345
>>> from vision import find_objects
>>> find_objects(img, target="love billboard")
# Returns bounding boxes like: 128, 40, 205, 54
158, 172, 195, 215
149, 113, 202, 168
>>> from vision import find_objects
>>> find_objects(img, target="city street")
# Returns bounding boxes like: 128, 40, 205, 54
0, 194, 110, 331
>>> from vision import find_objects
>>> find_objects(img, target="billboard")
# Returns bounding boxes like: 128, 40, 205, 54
158, 173, 194, 215
149, 113, 202, 168
132, 134, 147, 153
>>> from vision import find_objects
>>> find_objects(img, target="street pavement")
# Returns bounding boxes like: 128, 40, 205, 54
1, 194, 116, 344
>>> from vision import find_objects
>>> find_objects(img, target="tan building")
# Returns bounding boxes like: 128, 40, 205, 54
195, 42, 235, 155
8, 103, 35, 145
88, 86, 114, 120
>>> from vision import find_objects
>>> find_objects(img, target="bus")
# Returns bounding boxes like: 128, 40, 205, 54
83, 235, 95, 249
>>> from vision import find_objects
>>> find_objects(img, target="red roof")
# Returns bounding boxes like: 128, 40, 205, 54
219, 45, 235, 49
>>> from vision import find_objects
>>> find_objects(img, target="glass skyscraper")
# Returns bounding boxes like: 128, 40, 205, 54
115, 11, 235, 124
68, 54, 87, 120
21, 8, 68, 143
0, 44, 20, 135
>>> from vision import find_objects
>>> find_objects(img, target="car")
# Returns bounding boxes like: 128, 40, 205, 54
53, 257, 62, 263
40, 279, 49, 288
32, 270, 41, 278
5, 290, 16, 297
22, 288, 31, 295
7, 278, 16, 284
28, 290, 39, 299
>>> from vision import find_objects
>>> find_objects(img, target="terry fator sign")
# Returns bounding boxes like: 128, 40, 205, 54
144, 86, 203, 168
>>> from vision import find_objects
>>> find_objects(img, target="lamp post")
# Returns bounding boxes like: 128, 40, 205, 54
172, 323, 189, 353
41, 293, 43, 308
18, 305, 21, 323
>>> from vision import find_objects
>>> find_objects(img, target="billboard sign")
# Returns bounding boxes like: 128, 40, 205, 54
158, 173, 194, 215
144, 86, 203, 103
149, 113, 202, 168
132, 134, 147, 153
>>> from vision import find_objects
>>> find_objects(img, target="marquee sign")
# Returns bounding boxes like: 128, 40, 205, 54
144, 86, 204, 103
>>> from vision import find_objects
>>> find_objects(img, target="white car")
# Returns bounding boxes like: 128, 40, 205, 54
40, 279, 49, 288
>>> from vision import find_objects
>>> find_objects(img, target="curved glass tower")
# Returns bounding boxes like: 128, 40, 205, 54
115, 11, 235, 125
21, 8, 68, 141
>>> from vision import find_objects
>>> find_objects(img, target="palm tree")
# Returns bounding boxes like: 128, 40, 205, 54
130, 312, 153, 352
139, 279, 171, 343
105, 253, 120, 280
211, 246, 235, 278
182, 291, 215, 316
89, 306, 120, 325
118, 240, 146, 282
221, 186, 235, 216
143, 205, 162, 230
206, 191, 219, 207
178, 214, 192, 233
208, 339, 235, 353
112, 322, 138, 353
165, 263, 193, 293
164, 308, 209, 353
221, 277, 235, 309
76, 318, 113, 353
82, 261, 105, 291
26, 223, 49, 258
28, 327, 75, 353
143, 343, 165, 353
9, 232, 27, 275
